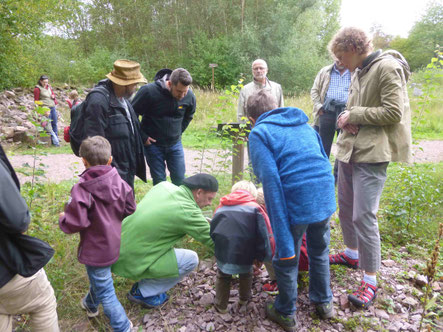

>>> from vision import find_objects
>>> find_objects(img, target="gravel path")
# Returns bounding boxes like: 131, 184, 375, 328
9, 140, 443, 184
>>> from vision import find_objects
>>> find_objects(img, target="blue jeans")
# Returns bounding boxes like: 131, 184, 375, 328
84, 266, 130, 332
139, 249, 198, 297
273, 217, 332, 316
49, 107, 58, 137
144, 141, 185, 186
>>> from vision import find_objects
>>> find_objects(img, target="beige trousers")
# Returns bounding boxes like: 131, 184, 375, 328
0, 269, 59, 332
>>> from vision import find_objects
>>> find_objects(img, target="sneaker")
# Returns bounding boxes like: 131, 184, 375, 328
265, 301, 296, 332
80, 296, 99, 318
127, 283, 169, 309
348, 281, 377, 309
315, 301, 334, 319
329, 252, 359, 269
263, 280, 279, 295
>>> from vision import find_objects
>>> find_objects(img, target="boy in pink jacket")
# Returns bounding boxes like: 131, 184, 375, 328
59, 136, 136, 332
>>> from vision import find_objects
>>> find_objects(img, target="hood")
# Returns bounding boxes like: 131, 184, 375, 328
219, 190, 257, 206
255, 107, 309, 128
78, 166, 124, 202
154, 68, 172, 90
367, 50, 411, 82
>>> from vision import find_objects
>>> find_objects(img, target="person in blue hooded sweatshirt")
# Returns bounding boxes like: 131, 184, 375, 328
246, 89, 336, 332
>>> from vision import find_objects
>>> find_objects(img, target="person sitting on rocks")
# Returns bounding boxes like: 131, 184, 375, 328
210, 181, 274, 313
112, 173, 218, 308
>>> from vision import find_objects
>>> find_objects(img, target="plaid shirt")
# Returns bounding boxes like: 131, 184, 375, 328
325, 65, 351, 104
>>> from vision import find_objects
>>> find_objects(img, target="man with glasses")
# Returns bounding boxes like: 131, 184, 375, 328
238, 59, 284, 122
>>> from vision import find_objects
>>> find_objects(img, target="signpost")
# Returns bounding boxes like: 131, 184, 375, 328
209, 63, 218, 91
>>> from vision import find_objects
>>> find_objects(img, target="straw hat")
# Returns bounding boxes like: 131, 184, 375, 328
106, 59, 147, 86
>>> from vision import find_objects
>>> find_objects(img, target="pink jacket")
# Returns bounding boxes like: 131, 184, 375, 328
59, 166, 136, 266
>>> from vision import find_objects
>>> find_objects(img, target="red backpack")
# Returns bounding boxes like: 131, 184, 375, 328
63, 99, 81, 143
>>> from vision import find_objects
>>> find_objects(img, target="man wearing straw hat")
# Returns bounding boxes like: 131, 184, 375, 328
83, 59, 147, 189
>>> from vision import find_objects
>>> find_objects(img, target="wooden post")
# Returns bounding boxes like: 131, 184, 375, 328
217, 122, 250, 185
232, 135, 245, 184
209, 63, 218, 91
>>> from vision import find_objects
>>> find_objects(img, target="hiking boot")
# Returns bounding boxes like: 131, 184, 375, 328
315, 301, 334, 319
127, 283, 169, 308
214, 303, 229, 314
80, 296, 99, 318
329, 252, 359, 269
348, 281, 377, 309
263, 280, 279, 295
214, 271, 231, 313
265, 301, 296, 332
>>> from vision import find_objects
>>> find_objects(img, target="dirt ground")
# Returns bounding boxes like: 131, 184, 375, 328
8, 140, 443, 184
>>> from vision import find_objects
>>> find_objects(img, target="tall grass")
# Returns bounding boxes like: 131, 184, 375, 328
183, 81, 442, 150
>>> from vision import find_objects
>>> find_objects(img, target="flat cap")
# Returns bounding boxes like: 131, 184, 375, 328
182, 173, 218, 192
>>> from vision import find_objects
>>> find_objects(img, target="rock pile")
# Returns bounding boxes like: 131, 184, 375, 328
0, 85, 80, 145
128, 255, 442, 332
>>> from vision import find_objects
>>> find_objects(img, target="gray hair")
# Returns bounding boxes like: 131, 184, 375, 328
246, 89, 278, 120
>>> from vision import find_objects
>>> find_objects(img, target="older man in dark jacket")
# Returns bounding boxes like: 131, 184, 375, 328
83, 59, 147, 189
0, 144, 59, 331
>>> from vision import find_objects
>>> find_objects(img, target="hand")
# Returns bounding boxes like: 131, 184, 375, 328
342, 124, 359, 135
318, 108, 325, 116
59, 212, 65, 218
145, 137, 157, 146
336, 110, 350, 129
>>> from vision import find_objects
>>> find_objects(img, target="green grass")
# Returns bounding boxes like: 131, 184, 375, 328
182, 84, 441, 150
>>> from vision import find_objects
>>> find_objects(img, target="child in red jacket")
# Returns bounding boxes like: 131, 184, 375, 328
64, 90, 81, 142
210, 181, 274, 313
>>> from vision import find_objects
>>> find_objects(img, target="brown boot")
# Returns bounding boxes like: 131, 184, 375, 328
238, 272, 252, 305
214, 270, 231, 313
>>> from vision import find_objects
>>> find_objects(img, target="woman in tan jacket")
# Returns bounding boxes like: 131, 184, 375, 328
327, 27, 411, 309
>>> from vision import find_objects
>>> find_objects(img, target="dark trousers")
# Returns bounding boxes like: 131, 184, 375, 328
318, 112, 340, 158
319, 112, 340, 184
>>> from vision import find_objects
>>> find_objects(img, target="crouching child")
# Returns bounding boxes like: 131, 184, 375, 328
210, 181, 274, 313
59, 136, 136, 332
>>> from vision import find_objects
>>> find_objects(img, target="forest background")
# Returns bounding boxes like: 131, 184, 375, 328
1, 0, 442, 93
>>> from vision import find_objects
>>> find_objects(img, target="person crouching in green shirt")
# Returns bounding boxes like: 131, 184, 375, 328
112, 173, 218, 308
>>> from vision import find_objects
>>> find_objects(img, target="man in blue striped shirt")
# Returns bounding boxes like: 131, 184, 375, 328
311, 60, 351, 158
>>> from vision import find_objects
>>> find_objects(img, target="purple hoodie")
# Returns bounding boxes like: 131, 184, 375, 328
59, 165, 136, 266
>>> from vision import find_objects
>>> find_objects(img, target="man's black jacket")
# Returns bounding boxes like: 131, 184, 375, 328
131, 76, 196, 147
0, 144, 31, 287
83, 79, 147, 188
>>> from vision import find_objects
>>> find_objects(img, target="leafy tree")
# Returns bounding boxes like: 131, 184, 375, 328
0, 0, 61, 89
391, 2, 443, 71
